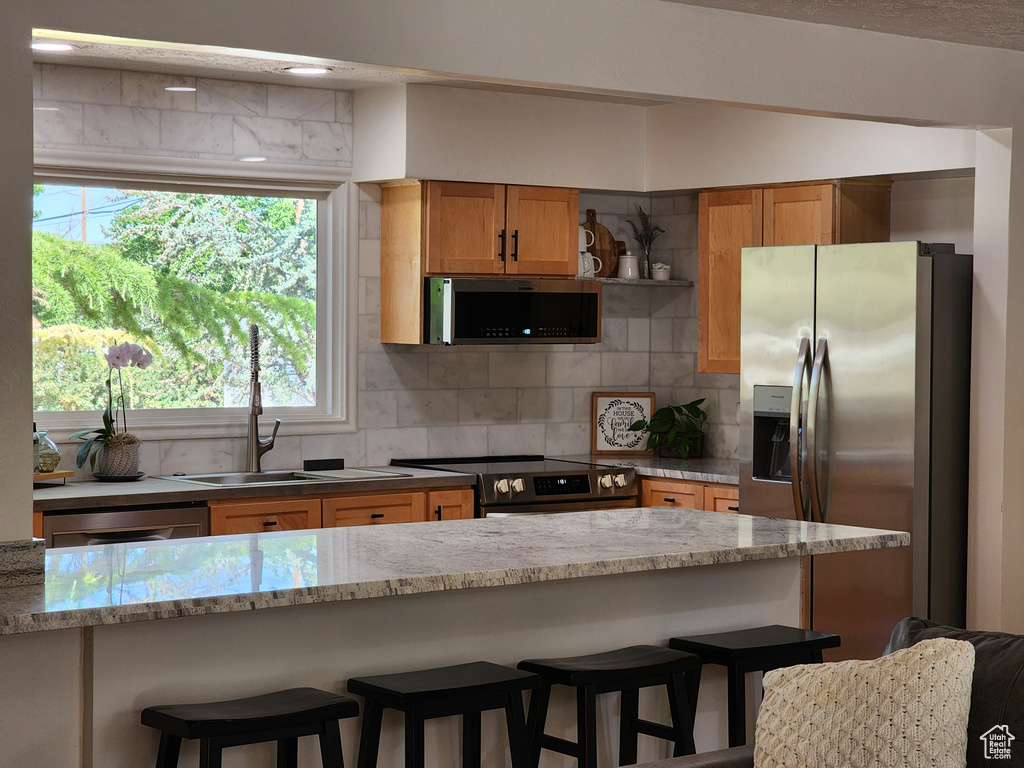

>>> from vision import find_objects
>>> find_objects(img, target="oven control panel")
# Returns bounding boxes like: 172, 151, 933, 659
534, 475, 590, 496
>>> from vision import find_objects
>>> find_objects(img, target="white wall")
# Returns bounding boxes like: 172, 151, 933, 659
890, 176, 976, 253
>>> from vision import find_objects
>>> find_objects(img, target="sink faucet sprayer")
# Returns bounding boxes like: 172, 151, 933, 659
246, 324, 281, 472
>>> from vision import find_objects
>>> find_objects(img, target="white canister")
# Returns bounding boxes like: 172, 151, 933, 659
617, 251, 639, 279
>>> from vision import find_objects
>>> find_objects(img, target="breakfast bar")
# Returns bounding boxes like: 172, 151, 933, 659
0, 508, 907, 767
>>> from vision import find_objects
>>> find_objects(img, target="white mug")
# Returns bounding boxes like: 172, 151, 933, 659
578, 225, 595, 252
579, 251, 603, 278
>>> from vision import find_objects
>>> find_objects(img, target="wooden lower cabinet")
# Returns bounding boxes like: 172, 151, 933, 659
426, 488, 476, 521
703, 484, 740, 513
639, 477, 739, 513
209, 497, 323, 536
322, 491, 426, 527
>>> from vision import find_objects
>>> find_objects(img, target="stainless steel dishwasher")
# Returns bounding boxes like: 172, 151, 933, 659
42, 501, 209, 548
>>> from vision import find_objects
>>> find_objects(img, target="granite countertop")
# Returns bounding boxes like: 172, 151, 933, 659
33, 466, 475, 513
0, 508, 907, 636
559, 455, 740, 485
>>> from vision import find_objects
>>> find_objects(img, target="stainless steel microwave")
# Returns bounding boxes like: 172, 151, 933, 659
425, 277, 602, 345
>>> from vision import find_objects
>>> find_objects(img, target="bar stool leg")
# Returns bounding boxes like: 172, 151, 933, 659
726, 666, 746, 748
277, 737, 299, 768
405, 709, 426, 768
462, 710, 482, 768
525, 686, 551, 768
667, 673, 696, 756
504, 692, 531, 768
577, 685, 599, 768
618, 688, 640, 766
199, 737, 224, 768
319, 720, 346, 768
356, 699, 384, 768
155, 731, 182, 768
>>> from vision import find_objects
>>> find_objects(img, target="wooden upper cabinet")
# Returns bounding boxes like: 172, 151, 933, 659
425, 182, 506, 274
699, 188, 763, 374
763, 184, 833, 246
698, 180, 891, 374
504, 186, 579, 276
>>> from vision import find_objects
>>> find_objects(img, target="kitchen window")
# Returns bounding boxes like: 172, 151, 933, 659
32, 165, 355, 439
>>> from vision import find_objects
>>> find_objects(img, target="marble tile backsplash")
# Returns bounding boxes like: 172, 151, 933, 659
34, 65, 353, 166
36, 68, 737, 475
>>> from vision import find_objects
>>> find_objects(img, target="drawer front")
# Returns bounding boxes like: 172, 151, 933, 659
704, 484, 740, 513
209, 499, 321, 536
640, 479, 704, 509
323, 492, 426, 527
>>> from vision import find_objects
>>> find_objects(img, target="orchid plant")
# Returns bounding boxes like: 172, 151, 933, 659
70, 341, 153, 469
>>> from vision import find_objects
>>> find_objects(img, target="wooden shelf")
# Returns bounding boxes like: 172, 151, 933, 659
577, 276, 694, 287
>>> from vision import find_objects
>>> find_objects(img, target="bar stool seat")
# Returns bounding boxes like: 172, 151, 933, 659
347, 661, 545, 768
141, 686, 358, 768
517, 645, 702, 768
670, 624, 841, 747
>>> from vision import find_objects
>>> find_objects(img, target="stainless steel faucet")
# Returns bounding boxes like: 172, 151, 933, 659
245, 324, 281, 472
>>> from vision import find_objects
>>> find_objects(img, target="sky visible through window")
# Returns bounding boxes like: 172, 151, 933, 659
32, 183, 318, 414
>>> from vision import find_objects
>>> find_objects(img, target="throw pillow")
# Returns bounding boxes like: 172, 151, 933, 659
753, 637, 975, 768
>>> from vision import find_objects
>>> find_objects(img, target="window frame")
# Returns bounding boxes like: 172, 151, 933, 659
32, 151, 357, 440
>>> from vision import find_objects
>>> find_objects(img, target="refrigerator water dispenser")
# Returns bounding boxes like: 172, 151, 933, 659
752, 385, 792, 481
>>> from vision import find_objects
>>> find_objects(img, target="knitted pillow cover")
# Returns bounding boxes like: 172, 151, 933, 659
753, 637, 975, 768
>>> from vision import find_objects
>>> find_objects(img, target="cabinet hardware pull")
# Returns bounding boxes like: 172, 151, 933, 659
511, 230, 519, 262
262, 520, 277, 526
370, 513, 385, 519
728, 506, 740, 512
435, 506, 442, 520
498, 229, 506, 262
663, 497, 675, 503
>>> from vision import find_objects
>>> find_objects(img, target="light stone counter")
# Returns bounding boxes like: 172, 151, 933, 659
557, 455, 740, 485
0, 508, 905, 636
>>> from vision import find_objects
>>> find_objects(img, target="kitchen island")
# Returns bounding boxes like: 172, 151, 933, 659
0, 508, 906, 767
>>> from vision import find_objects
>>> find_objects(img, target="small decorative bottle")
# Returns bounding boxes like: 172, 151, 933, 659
33, 424, 61, 473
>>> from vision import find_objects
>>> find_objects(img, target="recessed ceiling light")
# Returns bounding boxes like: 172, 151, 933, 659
286, 66, 329, 76
164, 86, 197, 92
239, 156, 267, 163
32, 42, 75, 53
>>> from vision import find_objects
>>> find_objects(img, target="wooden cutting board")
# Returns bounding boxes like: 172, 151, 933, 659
583, 209, 618, 278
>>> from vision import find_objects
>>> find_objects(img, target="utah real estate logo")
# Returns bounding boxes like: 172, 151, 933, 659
980, 725, 1015, 760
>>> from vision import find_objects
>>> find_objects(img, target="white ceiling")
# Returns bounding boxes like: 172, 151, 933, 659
33, 2, 1024, 100
665, 0, 1024, 52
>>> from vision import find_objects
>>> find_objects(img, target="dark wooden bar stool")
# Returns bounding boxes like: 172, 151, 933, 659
141, 686, 358, 768
517, 645, 702, 768
347, 661, 545, 768
669, 624, 841, 747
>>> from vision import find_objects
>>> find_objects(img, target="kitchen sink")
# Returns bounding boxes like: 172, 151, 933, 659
161, 468, 409, 487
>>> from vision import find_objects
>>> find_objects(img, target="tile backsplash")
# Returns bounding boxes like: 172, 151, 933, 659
36, 65, 738, 477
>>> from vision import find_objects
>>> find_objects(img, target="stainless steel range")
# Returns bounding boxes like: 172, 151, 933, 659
391, 455, 638, 517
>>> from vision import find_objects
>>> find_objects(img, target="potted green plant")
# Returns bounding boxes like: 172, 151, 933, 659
628, 398, 708, 458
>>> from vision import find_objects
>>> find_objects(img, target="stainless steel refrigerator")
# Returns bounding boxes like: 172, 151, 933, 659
739, 242, 972, 660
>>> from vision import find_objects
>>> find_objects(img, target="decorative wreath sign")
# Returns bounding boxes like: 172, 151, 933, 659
591, 392, 655, 455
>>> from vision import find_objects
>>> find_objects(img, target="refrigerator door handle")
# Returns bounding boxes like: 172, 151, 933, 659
807, 337, 830, 523
790, 337, 813, 521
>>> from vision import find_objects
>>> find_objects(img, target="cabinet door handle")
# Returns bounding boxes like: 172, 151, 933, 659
728, 506, 740, 512
498, 229, 506, 262
370, 513, 385, 519
511, 230, 519, 262
434, 506, 442, 520
262, 520, 278, 527
663, 497, 676, 503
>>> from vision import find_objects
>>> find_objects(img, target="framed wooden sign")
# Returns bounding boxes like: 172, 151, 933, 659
591, 392, 655, 455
